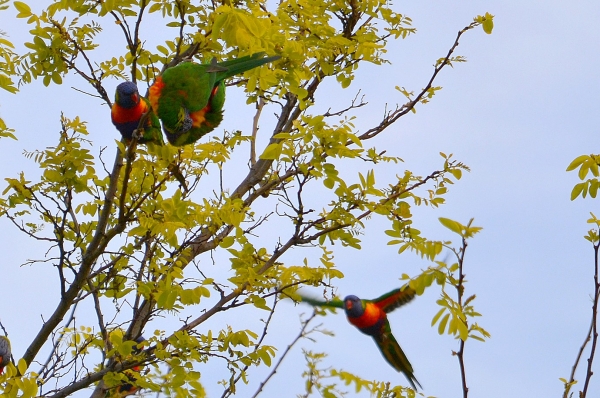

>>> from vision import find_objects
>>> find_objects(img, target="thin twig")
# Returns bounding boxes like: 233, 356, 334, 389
357, 22, 479, 141
221, 295, 280, 398
251, 312, 318, 398
455, 237, 469, 398
581, 240, 600, 396
37, 294, 81, 379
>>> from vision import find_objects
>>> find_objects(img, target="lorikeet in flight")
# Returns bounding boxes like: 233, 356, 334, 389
148, 52, 280, 146
0, 336, 11, 374
111, 81, 164, 144
299, 286, 422, 390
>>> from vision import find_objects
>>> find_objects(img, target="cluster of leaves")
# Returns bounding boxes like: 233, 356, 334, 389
298, 350, 419, 398
567, 155, 600, 200
0, 0, 492, 397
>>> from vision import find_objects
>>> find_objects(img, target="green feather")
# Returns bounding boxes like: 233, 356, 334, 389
211, 53, 281, 81
374, 322, 421, 390
137, 98, 164, 145
298, 294, 344, 309
372, 285, 416, 313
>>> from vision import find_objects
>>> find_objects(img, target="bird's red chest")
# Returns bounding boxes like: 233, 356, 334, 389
348, 302, 385, 329
111, 101, 148, 124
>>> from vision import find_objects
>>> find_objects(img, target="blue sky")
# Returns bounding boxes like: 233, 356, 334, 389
1, 1, 599, 397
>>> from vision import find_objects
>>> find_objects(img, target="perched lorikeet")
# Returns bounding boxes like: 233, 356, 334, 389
0, 336, 11, 374
148, 52, 280, 146
299, 286, 422, 390
111, 82, 188, 190
106, 336, 146, 398
111, 81, 164, 144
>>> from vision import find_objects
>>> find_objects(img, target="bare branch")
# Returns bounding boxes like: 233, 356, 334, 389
251, 312, 318, 398
358, 22, 479, 141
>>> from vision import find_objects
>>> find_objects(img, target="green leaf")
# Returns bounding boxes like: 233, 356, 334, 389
258, 348, 273, 366
438, 313, 450, 335
571, 182, 586, 201
449, 168, 462, 180
18, 358, 28, 374
566, 155, 589, 171
592, 161, 600, 177
156, 45, 169, 55
431, 307, 446, 326
220, 236, 235, 248
14, 1, 32, 18
260, 143, 282, 160
482, 18, 493, 34
475, 12, 494, 34
591, 179, 599, 198
439, 217, 463, 235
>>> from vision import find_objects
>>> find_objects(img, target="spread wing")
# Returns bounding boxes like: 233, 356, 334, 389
372, 285, 416, 313
297, 294, 344, 309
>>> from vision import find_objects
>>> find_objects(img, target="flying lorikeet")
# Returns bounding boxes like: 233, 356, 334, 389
111, 81, 164, 144
148, 52, 280, 146
0, 336, 11, 374
299, 286, 422, 390
111, 82, 188, 190
106, 336, 146, 398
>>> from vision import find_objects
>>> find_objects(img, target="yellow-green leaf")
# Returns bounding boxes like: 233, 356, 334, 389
566, 155, 589, 171
18, 358, 28, 374
14, 1, 32, 18
438, 313, 450, 335
260, 143, 282, 160
439, 217, 463, 235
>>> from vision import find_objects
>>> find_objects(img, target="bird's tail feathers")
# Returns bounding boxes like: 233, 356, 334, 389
374, 334, 422, 390
214, 52, 280, 81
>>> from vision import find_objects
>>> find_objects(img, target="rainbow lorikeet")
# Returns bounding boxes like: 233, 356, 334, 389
0, 336, 11, 374
148, 52, 280, 146
299, 286, 422, 390
111, 81, 164, 144
111, 82, 188, 190
106, 336, 146, 398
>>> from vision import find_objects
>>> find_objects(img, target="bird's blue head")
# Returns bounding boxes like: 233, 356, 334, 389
344, 295, 364, 318
115, 81, 140, 108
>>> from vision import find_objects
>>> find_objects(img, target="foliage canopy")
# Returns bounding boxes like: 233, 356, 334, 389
0, 0, 493, 397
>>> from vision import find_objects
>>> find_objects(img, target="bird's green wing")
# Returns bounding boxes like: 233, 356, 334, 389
373, 323, 421, 390
138, 98, 164, 145
298, 294, 344, 309
372, 285, 416, 313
